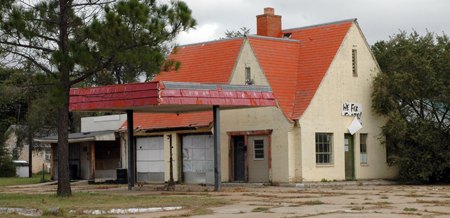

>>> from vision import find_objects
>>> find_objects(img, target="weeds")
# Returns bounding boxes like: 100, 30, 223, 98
252, 207, 270, 212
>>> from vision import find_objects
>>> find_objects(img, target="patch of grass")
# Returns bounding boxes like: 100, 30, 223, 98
320, 178, 329, 182
351, 206, 364, 210
303, 200, 324, 205
404, 207, 417, 211
375, 201, 391, 205
0, 172, 51, 186
193, 207, 213, 215
404, 194, 429, 198
252, 207, 270, 212
416, 199, 450, 206
380, 196, 389, 199
0, 192, 229, 212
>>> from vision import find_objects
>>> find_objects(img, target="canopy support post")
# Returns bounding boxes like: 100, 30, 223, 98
127, 110, 135, 190
213, 105, 221, 191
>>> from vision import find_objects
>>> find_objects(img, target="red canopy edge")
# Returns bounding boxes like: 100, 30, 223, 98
69, 81, 277, 112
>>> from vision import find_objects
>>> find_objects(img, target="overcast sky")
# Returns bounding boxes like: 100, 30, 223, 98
172, 0, 450, 46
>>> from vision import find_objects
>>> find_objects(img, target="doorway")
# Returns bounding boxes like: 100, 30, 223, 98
344, 134, 355, 180
233, 136, 246, 182
247, 135, 269, 182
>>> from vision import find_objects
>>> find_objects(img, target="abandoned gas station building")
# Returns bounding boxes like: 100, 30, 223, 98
42, 8, 399, 184
118, 8, 398, 183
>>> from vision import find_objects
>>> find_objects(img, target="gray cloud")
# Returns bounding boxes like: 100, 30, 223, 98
174, 0, 450, 46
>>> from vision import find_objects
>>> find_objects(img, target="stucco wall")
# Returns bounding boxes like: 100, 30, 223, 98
298, 23, 398, 181
81, 114, 127, 132
222, 38, 295, 183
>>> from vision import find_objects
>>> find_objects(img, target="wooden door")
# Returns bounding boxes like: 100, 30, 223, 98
344, 134, 355, 180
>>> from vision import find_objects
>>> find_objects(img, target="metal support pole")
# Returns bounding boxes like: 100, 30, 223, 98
213, 105, 221, 191
127, 110, 135, 190
168, 134, 175, 186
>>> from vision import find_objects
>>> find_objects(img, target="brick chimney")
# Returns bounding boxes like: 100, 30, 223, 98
256, 7, 282, 37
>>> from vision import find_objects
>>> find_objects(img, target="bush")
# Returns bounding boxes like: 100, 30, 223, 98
0, 156, 16, 177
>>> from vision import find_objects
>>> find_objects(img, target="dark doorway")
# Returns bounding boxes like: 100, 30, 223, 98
233, 136, 246, 181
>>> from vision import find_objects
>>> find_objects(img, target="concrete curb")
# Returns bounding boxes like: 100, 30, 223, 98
280, 180, 398, 188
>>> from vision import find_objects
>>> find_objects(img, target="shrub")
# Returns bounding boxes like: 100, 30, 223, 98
0, 156, 16, 177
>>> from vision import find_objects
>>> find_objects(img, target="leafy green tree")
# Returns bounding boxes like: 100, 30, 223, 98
0, 0, 196, 196
221, 27, 250, 39
372, 30, 450, 183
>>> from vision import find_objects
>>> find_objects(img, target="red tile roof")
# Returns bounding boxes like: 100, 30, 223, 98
131, 19, 354, 129
247, 36, 299, 119
120, 111, 213, 131
154, 38, 244, 83
286, 19, 354, 119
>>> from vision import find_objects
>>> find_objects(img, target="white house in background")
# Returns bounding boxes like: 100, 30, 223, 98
5, 125, 51, 174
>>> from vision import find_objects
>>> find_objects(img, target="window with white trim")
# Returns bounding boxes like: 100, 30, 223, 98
253, 140, 264, 160
316, 133, 333, 164
360, 134, 367, 164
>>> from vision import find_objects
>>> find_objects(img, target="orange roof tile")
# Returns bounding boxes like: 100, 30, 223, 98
120, 111, 213, 131
285, 19, 354, 119
247, 36, 299, 120
154, 38, 244, 83
149, 19, 354, 125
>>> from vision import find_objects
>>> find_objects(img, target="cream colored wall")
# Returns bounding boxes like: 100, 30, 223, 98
222, 38, 295, 183
298, 22, 398, 181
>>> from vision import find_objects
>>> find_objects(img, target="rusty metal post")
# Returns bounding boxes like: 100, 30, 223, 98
213, 105, 221, 191
127, 110, 135, 190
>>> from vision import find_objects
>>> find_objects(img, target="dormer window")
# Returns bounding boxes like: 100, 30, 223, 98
245, 67, 254, 85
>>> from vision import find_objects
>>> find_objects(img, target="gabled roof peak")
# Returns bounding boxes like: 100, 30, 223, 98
283, 18, 356, 32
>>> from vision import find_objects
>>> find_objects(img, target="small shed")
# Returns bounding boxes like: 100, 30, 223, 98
13, 160, 29, 178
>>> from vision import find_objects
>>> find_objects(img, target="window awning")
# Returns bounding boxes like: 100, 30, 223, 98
34, 130, 116, 143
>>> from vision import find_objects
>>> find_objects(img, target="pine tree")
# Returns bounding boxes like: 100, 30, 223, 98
0, 0, 196, 196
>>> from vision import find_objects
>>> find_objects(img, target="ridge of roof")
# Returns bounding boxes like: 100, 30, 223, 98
246, 34, 300, 42
178, 36, 244, 47
283, 18, 356, 32
288, 19, 354, 120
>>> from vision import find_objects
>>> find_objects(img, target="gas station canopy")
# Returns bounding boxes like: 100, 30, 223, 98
69, 80, 277, 191
70, 81, 277, 113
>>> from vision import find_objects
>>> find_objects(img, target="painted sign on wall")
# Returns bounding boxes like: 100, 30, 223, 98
342, 103, 362, 125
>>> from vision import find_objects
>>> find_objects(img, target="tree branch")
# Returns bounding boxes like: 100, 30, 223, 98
1, 41, 55, 53
7, 50, 53, 74
70, 0, 115, 7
